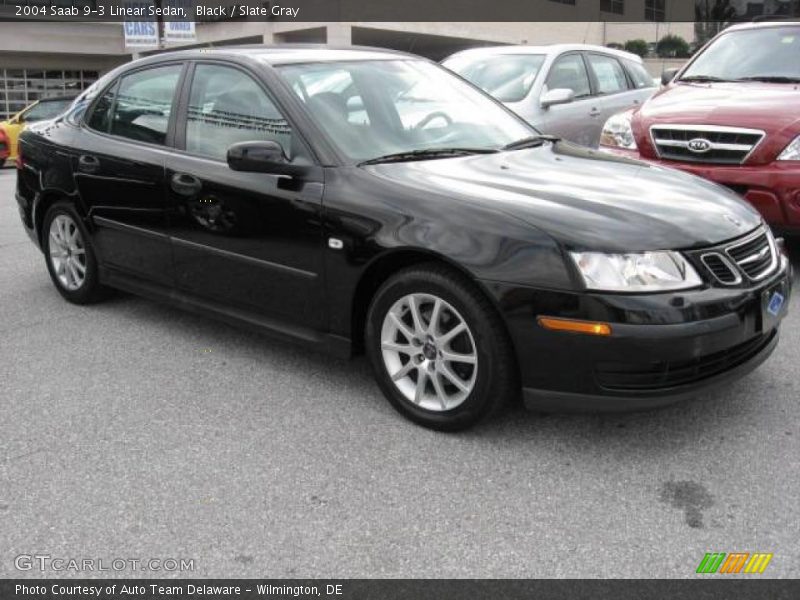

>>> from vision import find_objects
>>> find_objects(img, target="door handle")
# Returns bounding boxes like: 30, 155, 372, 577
589, 108, 601, 117
77, 154, 100, 173
171, 173, 202, 196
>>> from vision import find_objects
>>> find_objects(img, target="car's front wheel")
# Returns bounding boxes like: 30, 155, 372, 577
366, 264, 516, 431
43, 202, 105, 304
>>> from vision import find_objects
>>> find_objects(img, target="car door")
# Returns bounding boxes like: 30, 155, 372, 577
538, 52, 597, 146
585, 53, 642, 141
74, 63, 184, 286
165, 61, 326, 329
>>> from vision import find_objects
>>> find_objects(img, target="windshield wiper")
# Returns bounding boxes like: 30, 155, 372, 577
502, 134, 560, 151
358, 147, 497, 166
678, 75, 732, 83
735, 75, 800, 83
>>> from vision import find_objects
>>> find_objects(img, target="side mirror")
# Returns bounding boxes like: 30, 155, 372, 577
661, 68, 680, 86
540, 88, 575, 109
227, 141, 301, 176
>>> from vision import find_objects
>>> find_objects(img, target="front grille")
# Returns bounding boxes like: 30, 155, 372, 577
700, 253, 740, 285
692, 226, 778, 285
650, 125, 764, 165
596, 331, 775, 391
726, 230, 776, 281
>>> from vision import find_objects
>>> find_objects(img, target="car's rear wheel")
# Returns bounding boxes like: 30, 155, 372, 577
43, 203, 105, 304
366, 264, 516, 431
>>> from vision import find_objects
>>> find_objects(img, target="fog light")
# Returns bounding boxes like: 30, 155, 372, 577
537, 317, 612, 336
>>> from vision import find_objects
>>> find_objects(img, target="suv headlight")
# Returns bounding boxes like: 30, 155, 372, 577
600, 110, 637, 150
777, 135, 800, 160
570, 251, 702, 292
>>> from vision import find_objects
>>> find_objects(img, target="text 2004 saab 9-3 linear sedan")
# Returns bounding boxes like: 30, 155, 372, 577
16, 46, 791, 430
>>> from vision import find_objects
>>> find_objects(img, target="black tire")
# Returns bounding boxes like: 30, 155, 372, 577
42, 202, 106, 304
366, 263, 517, 431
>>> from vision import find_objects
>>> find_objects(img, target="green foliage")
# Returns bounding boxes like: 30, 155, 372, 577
657, 34, 691, 58
623, 39, 649, 58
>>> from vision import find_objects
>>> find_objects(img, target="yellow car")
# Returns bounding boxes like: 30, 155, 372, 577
1, 96, 74, 164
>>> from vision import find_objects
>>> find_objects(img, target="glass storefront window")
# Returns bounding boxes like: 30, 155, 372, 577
0, 67, 99, 120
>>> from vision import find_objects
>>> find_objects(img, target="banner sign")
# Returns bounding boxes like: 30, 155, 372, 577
163, 0, 196, 43
121, 0, 159, 48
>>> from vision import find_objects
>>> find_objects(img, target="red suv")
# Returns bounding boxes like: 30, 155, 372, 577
600, 21, 800, 233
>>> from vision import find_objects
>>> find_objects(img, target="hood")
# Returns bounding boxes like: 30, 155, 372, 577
638, 82, 800, 137
366, 142, 763, 252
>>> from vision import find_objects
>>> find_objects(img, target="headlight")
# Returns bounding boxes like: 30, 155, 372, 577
599, 110, 637, 150
570, 251, 702, 292
777, 135, 800, 160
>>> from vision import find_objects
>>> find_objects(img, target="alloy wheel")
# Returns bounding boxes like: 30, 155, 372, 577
48, 214, 87, 291
380, 293, 478, 412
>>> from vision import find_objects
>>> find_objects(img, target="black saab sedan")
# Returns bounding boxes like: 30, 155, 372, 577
16, 46, 792, 430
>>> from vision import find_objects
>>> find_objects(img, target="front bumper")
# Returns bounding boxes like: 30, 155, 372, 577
485, 255, 792, 412
604, 148, 800, 233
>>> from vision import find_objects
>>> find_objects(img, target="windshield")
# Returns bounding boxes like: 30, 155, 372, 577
681, 26, 800, 82
443, 53, 546, 102
277, 60, 532, 162
22, 99, 71, 122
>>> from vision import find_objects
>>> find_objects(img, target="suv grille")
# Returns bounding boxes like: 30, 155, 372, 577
650, 125, 764, 165
694, 227, 778, 285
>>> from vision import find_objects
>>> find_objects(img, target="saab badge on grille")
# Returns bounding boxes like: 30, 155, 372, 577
687, 138, 712, 153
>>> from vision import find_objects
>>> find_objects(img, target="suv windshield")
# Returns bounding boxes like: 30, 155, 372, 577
443, 53, 546, 102
277, 59, 532, 162
681, 25, 800, 82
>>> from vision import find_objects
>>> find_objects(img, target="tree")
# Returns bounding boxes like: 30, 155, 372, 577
656, 34, 691, 58
623, 39, 649, 58
606, 42, 624, 50
694, 0, 737, 47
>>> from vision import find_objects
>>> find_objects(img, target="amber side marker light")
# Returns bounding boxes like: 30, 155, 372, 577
537, 316, 612, 336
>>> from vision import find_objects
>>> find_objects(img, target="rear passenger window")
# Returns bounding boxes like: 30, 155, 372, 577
546, 54, 591, 99
587, 54, 630, 94
98, 65, 182, 145
185, 64, 293, 161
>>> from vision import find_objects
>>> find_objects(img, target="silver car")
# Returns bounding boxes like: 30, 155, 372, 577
443, 44, 656, 147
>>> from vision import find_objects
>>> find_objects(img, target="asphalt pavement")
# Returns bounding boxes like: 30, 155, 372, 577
1, 167, 798, 578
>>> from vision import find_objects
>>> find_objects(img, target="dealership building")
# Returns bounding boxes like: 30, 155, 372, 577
0, 0, 728, 120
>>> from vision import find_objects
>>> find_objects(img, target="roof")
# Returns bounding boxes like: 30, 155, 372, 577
443, 43, 644, 63
724, 19, 800, 32
141, 44, 420, 65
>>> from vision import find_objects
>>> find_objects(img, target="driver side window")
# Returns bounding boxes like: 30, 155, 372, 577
185, 64, 293, 161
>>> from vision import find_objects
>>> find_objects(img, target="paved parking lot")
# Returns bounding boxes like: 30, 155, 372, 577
1, 167, 799, 578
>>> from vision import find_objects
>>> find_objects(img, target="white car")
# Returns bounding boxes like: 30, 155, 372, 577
443, 44, 657, 147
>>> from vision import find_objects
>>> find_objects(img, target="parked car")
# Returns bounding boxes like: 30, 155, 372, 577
599, 21, 800, 234
0, 96, 75, 165
442, 44, 656, 147
16, 47, 791, 430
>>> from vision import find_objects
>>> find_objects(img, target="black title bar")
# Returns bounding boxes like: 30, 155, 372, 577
2, 0, 800, 22
2, 580, 800, 600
